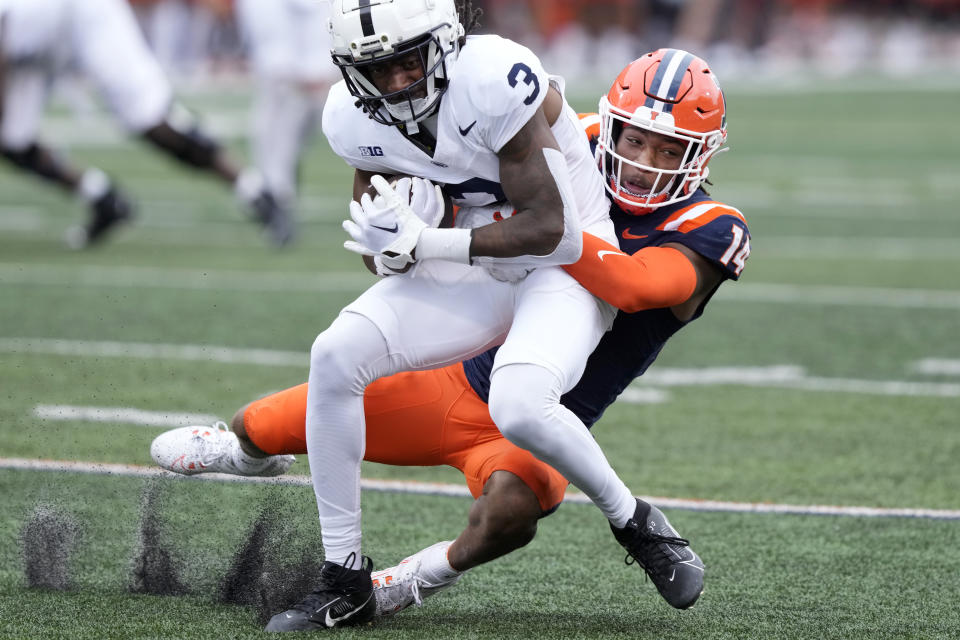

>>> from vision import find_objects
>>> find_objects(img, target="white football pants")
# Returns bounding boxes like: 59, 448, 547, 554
306, 260, 636, 564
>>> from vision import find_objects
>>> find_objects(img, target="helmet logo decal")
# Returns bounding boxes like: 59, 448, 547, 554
644, 49, 694, 114
358, 0, 375, 37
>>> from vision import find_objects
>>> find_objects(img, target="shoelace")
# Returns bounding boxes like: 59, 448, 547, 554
623, 526, 690, 580
379, 576, 423, 609
189, 421, 231, 467
293, 553, 369, 613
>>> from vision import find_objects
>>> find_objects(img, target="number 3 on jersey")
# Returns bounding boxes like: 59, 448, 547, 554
720, 224, 750, 276
508, 63, 540, 106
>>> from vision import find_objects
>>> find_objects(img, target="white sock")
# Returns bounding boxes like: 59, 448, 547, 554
230, 439, 273, 472
416, 541, 462, 586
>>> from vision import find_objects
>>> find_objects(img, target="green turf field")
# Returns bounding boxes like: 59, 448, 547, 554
1, 79, 959, 639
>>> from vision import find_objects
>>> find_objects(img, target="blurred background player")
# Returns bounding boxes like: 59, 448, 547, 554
0, 0, 290, 247
233, 0, 339, 244
129, 0, 236, 80
153, 48, 749, 619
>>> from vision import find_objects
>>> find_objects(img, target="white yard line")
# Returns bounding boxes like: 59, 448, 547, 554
0, 264, 374, 293
33, 405, 220, 428
754, 237, 960, 261
3, 263, 959, 309
1, 338, 305, 367
6, 341, 960, 399
912, 359, 960, 376
641, 365, 805, 386
768, 377, 960, 398
1, 457, 957, 520
615, 388, 670, 404
716, 283, 960, 310
633, 366, 960, 398
40, 112, 248, 146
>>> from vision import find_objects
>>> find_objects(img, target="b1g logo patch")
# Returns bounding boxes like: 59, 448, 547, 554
359, 146, 384, 157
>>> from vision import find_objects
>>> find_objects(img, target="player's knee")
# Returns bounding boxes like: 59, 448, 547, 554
475, 474, 540, 550
309, 332, 345, 379
489, 364, 563, 449
309, 331, 365, 394
487, 498, 538, 550
488, 385, 547, 451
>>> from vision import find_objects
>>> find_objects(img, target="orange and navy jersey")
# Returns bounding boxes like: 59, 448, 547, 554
463, 171, 750, 426
612, 190, 749, 282
556, 192, 749, 424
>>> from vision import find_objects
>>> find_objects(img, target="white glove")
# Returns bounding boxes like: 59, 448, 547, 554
343, 175, 443, 264
408, 176, 446, 228
373, 254, 412, 277
342, 180, 411, 256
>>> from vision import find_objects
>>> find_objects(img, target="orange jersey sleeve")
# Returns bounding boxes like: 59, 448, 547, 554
562, 233, 697, 313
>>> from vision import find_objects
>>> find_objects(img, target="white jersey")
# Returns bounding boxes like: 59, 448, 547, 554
1, 0, 170, 142
321, 34, 610, 230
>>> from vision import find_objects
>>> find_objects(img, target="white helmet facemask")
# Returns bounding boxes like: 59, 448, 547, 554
597, 97, 725, 215
329, 0, 464, 133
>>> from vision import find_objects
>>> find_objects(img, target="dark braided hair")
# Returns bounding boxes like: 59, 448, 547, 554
456, 0, 483, 39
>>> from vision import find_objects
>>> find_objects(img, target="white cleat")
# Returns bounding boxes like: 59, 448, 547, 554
150, 422, 295, 477
372, 542, 462, 617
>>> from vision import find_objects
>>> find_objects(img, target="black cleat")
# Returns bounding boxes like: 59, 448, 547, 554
249, 189, 295, 248
611, 499, 705, 609
66, 188, 135, 249
265, 553, 375, 632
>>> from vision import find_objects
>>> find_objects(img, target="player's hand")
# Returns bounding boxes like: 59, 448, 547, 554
342, 176, 413, 256
408, 176, 445, 228
373, 254, 413, 277
343, 175, 439, 265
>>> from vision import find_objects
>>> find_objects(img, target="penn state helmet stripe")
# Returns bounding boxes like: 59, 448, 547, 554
358, 0, 375, 37
644, 49, 695, 114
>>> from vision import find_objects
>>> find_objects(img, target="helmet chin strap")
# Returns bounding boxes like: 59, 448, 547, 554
386, 94, 435, 135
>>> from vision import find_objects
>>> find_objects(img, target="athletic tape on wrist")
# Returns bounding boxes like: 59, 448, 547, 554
416, 227, 472, 264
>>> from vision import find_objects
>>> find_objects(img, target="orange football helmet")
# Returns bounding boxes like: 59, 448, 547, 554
598, 49, 727, 215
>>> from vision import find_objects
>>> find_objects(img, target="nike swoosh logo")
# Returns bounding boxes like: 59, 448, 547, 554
458, 121, 477, 136
668, 569, 676, 582
621, 228, 648, 240
371, 223, 398, 233
323, 594, 373, 628
597, 250, 623, 261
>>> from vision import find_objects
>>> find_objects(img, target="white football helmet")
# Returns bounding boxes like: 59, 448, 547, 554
329, 0, 464, 131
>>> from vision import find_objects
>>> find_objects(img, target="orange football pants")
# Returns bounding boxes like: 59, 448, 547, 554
243, 364, 569, 513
